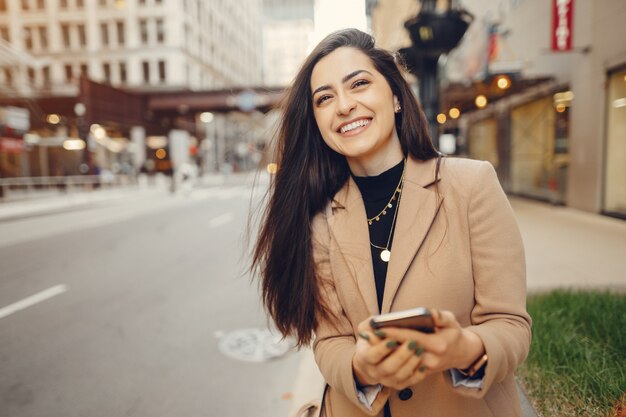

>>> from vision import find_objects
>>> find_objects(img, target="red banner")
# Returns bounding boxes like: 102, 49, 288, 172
552, 0, 574, 51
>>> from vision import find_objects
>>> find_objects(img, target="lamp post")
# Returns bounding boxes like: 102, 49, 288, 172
200, 111, 217, 173
400, 0, 473, 148
74, 102, 89, 174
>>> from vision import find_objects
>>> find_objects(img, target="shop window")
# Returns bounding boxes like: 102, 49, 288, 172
468, 118, 499, 167
603, 67, 626, 217
510, 96, 567, 203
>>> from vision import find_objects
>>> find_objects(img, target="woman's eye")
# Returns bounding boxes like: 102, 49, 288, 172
352, 79, 370, 88
316, 95, 331, 105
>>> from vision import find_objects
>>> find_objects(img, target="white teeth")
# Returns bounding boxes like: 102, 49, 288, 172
340, 119, 370, 134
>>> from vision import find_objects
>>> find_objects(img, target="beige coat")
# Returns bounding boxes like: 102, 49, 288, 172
311, 156, 531, 417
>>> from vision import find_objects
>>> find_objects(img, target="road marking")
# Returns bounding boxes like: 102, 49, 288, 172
0, 284, 68, 319
209, 212, 233, 228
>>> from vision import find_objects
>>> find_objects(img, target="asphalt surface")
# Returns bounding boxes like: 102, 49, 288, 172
0, 174, 302, 417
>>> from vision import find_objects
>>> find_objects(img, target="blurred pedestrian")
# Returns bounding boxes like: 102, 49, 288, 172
252, 29, 531, 417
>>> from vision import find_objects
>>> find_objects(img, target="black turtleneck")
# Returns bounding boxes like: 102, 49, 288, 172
352, 159, 404, 312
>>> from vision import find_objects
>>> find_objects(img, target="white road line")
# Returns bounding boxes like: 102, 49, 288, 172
0, 285, 68, 320
208, 212, 234, 228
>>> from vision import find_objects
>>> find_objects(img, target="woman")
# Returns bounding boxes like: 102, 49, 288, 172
253, 29, 531, 417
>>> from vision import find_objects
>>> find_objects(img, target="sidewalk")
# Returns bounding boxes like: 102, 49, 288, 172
289, 197, 626, 417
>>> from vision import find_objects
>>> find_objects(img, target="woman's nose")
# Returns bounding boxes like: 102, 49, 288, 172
336, 93, 356, 115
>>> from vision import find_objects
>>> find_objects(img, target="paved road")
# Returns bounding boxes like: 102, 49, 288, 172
0, 177, 301, 417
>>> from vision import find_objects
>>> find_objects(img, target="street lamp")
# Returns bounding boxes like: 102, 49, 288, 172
74, 102, 90, 174
400, 0, 473, 147
200, 111, 218, 173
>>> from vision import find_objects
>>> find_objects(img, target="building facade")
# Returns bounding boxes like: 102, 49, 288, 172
370, 0, 626, 218
0, 0, 263, 97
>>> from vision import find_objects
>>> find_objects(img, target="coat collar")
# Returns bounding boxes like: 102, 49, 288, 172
327, 156, 444, 315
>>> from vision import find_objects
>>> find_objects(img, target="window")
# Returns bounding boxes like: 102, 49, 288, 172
103, 62, 111, 83
59, 0, 67, 8
42, 66, 50, 85
61, 24, 70, 48
21, 0, 29, 11
37, 0, 44, 9
0, 26, 9, 42
76, 0, 83, 8
142, 61, 150, 83
116, 21, 124, 45
24, 27, 33, 50
64, 64, 73, 82
119, 62, 127, 83
100, 23, 109, 47
3, 68, 12, 86
80, 63, 88, 77
99, 0, 107, 6
77, 24, 86, 47
0, 0, 7, 11
158, 60, 166, 83
38, 26, 47, 49
27, 67, 35, 84
155, 0, 162, 4
138, 0, 145, 4
156, 18, 164, 43
139, 19, 148, 44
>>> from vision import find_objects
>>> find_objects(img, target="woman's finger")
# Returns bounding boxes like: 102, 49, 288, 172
376, 340, 422, 378
431, 309, 460, 329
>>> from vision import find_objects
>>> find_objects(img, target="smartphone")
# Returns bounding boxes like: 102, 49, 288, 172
369, 307, 435, 333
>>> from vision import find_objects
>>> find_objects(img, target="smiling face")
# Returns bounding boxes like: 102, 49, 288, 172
310, 47, 403, 176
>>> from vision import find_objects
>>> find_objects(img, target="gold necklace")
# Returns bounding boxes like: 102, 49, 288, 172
367, 161, 406, 225
369, 164, 405, 263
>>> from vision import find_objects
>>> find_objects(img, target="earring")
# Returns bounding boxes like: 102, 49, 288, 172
394, 103, 402, 113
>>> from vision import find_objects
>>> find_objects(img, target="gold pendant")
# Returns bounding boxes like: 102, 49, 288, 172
380, 250, 391, 262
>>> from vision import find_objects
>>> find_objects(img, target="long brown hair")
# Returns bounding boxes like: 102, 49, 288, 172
252, 28, 438, 347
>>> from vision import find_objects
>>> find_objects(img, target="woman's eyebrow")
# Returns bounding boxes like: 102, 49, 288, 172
311, 69, 373, 96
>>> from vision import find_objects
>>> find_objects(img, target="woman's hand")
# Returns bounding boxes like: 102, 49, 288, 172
352, 318, 429, 390
352, 310, 485, 390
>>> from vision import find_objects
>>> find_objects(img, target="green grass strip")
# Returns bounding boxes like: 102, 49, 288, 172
516, 290, 626, 417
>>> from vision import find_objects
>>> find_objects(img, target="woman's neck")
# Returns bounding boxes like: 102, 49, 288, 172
346, 138, 404, 177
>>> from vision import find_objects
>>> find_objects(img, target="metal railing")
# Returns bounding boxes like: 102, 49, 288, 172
0, 174, 136, 200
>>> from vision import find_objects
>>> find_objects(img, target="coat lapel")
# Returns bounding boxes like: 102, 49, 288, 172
381, 157, 444, 313
327, 177, 380, 316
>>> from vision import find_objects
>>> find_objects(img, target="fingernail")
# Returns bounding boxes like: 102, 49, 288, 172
414, 346, 424, 356
408, 340, 417, 350
419, 366, 427, 373
358, 332, 370, 341
374, 330, 386, 338
386, 340, 399, 348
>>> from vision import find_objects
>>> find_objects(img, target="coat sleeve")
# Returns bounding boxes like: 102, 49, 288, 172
310, 212, 390, 415
444, 161, 532, 397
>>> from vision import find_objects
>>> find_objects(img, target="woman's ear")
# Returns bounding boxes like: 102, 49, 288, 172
393, 96, 402, 113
